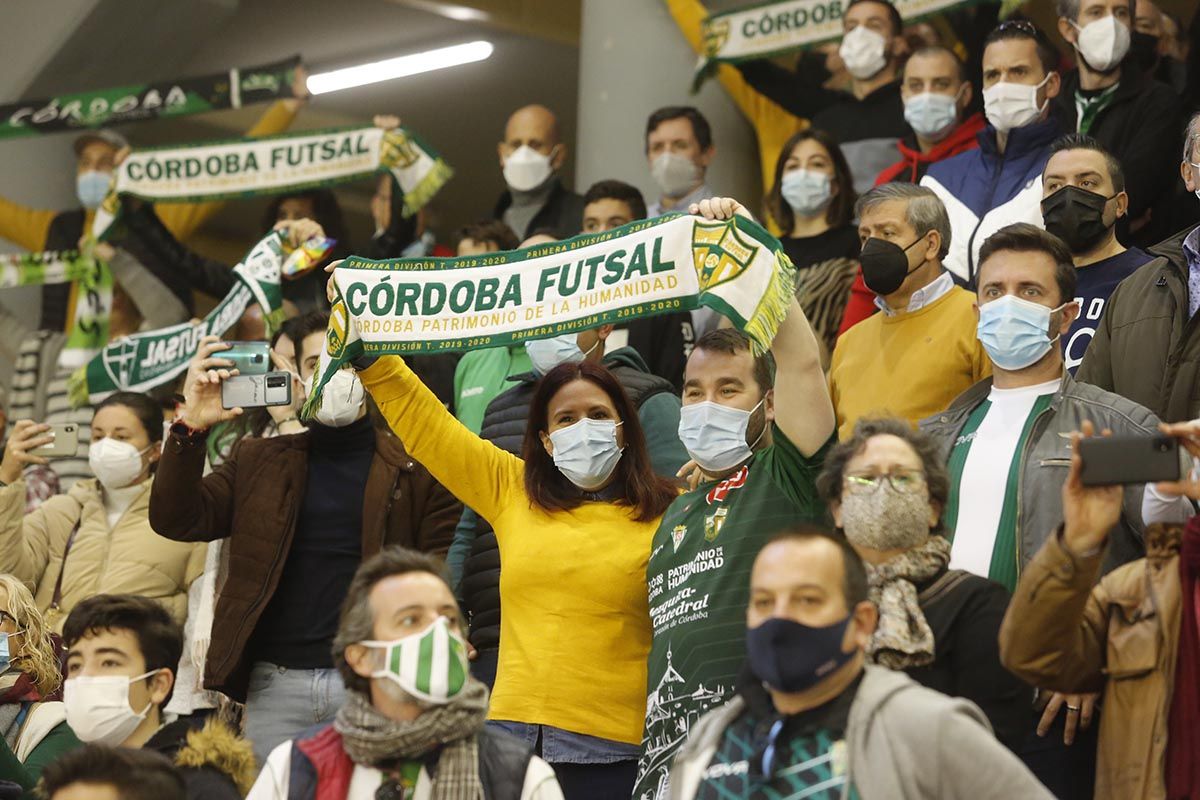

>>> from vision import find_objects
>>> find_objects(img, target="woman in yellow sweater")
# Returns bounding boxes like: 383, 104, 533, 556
357, 348, 676, 799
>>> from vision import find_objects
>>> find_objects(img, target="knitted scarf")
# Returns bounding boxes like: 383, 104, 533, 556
1167, 517, 1200, 798
865, 536, 952, 669
334, 680, 489, 799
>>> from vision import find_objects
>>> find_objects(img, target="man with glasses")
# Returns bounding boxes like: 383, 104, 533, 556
669, 527, 1050, 799
1079, 112, 1200, 424
829, 184, 991, 440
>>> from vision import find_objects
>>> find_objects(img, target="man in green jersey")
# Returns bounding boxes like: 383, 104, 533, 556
634, 196, 837, 800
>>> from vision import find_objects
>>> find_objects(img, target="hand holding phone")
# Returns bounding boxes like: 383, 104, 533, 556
178, 336, 244, 431
0, 420, 55, 484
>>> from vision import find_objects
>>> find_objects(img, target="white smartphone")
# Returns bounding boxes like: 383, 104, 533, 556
221, 371, 293, 410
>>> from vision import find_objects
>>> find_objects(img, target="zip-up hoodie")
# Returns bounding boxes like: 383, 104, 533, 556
669, 665, 1051, 800
875, 112, 987, 186
921, 116, 1061, 285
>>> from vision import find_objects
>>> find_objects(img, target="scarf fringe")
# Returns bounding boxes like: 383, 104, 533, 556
401, 159, 455, 219
67, 366, 90, 409
741, 250, 797, 356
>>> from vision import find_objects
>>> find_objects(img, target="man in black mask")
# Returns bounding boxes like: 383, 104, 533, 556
668, 526, 1051, 799
1040, 134, 1151, 374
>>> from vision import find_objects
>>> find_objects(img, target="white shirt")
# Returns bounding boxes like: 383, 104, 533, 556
102, 481, 145, 529
950, 379, 1060, 577
247, 738, 564, 800
874, 271, 956, 316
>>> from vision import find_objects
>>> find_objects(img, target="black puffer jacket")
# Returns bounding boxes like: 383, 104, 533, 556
459, 347, 681, 652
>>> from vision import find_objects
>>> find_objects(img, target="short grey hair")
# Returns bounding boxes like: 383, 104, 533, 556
854, 183, 952, 260
333, 546, 458, 695
1184, 112, 1200, 164
1056, 0, 1132, 20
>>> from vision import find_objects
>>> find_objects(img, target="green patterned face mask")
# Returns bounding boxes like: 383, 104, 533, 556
362, 617, 469, 704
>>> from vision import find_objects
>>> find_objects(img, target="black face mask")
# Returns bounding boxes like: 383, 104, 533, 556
1041, 185, 1114, 254
1129, 31, 1161, 73
859, 236, 924, 295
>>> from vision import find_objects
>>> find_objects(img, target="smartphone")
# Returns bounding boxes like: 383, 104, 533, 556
221, 371, 292, 410
1078, 434, 1182, 486
221, 341, 271, 376
28, 423, 79, 458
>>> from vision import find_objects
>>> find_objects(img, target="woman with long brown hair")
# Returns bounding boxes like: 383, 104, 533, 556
352, 348, 676, 799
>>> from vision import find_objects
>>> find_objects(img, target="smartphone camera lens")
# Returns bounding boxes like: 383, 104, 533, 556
267, 375, 286, 388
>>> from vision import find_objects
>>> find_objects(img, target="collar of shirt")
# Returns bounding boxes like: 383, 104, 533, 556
874, 270, 955, 316
1184, 225, 1200, 319
649, 183, 713, 216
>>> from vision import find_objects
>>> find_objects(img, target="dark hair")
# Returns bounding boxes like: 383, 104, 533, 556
846, 0, 903, 38
690, 328, 776, 395
62, 595, 183, 706
645, 106, 714, 152
522, 360, 676, 521
452, 219, 520, 253
94, 392, 162, 444
583, 180, 648, 222
261, 189, 350, 256
1046, 133, 1126, 193
333, 547, 454, 694
764, 525, 870, 608
907, 44, 966, 82
978, 223, 1077, 305
38, 745, 186, 800
291, 310, 333, 371
815, 417, 950, 536
984, 20, 1059, 76
767, 129, 857, 231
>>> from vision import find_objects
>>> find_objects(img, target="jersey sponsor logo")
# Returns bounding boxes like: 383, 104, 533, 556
671, 524, 687, 552
702, 760, 748, 779
954, 430, 978, 447
706, 464, 749, 504
460, 385, 485, 398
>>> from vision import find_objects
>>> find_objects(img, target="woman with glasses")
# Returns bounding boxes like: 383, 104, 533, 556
815, 416, 1028, 748
0, 574, 80, 791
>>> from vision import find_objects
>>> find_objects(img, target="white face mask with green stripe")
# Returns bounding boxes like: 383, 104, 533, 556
361, 616, 469, 705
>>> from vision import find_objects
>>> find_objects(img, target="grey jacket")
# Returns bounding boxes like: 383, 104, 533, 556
669, 665, 1051, 800
920, 371, 1155, 574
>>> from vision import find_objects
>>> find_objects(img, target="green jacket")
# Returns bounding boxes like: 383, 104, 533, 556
0, 707, 81, 798
453, 345, 533, 434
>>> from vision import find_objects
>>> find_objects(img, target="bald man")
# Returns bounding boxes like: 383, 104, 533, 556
491, 104, 585, 239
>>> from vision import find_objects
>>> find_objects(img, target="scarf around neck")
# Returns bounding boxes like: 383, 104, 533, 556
865, 536, 952, 669
334, 679, 489, 799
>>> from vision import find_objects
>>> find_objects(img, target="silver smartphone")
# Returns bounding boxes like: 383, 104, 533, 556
221, 371, 293, 410
29, 423, 79, 458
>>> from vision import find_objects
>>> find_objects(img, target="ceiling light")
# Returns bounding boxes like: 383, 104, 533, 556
307, 40, 494, 95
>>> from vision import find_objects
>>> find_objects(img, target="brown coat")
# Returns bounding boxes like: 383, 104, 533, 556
999, 525, 1182, 800
148, 422, 461, 702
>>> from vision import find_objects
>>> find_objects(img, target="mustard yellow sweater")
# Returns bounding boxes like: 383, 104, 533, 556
829, 287, 992, 440
361, 356, 659, 744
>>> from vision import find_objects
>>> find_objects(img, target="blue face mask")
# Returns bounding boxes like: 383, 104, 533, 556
678, 399, 765, 473
780, 170, 832, 217
525, 334, 597, 376
977, 294, 1071, 371
746, 614, 857, 693
0, 633, 10, 673
548, 418, 624, 491
903, 90, 961, 141
76, 170, 111, 209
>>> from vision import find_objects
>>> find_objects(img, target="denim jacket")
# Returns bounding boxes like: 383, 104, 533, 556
920, 371, 1155, 575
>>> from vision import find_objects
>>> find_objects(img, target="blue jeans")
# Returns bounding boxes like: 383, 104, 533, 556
488, 721, 639, 800
244, 662, 347, 765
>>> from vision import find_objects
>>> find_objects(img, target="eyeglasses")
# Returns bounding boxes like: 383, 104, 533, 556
993, 19, 1037, 36
0, 611, 18, 628
843, 469, 926, 495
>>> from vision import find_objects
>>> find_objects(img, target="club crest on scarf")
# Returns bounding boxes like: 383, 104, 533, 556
692, 220, 755, 292
703, 20, 731, 56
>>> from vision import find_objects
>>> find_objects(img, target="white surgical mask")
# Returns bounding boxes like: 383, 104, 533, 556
650, 152, 702, 199
839, 26, 889, 80
503, 145, 555, 192
548, 418, 624, 490
362, 617, 469, 705
304, 369, 365, 428
1071, 15, 1131, 73
983, 73, 1053, 133
903, 88, 964, 142
64, 671, 157, 745
678, 400, 765, 473
88, 438, 151, 490
781, 169, 833, 217
525, 333, 599, 376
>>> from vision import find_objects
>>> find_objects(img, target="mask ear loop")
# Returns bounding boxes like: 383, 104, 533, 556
746, 399, 768, 450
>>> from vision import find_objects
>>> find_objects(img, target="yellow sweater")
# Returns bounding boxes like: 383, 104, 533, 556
829, 287, 992, 440
361, 356, 660, 745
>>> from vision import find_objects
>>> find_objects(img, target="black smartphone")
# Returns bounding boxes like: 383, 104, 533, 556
1078, 434, 1182, 486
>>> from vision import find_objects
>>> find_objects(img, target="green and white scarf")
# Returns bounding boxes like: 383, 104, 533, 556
92, 125, 452, 238
67, 230, 287, 405
0, 56, 301, 140
304, 213, 795, 416
693, 0, 979, 87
